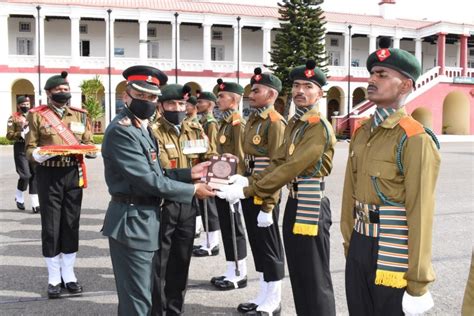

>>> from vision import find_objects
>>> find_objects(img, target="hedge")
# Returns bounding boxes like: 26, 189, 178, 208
0, 135, 104, 145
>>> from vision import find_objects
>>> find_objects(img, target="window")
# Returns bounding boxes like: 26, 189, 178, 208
211, 46, 225, 61
148, 42, 159, 58
79, 24, 88, 34
148, 27, 156, 37
328, 51, 340, 66
80, 40, 90, 57
19, 22, 31, 32
114, 48, 125, 57
469, 49, 474, 57
330, 38, 338, 47
351, 59, 360, 67
17, 38, 34, 55
212, 30, 223, 40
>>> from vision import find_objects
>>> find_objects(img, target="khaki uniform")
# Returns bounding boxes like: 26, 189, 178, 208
200, 112, 219, 160
217, 111, 246, 174
7, 112, 28, 141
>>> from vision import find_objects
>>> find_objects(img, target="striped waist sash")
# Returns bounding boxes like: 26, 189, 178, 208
245, 155, 270, 174
293, 177, 323, 237
354, 200, 409, 289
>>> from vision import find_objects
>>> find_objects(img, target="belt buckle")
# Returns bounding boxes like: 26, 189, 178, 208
356, 207, 370, 224
63, 156, 71, 163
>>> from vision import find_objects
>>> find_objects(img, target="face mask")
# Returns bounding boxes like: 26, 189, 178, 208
50, 92, 71, 105
163, 110, 187, 125
19, 107, 29, 114
127, 91, 157, 120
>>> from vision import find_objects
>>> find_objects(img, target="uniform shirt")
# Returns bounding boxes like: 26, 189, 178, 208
199, 112, 219, 160
243, 105, 286, 212
340, 106, 441, 296
6, 112, 28, 142
217, 110, 246, 174
244, 106, 336, 208
25, 105, 93, 161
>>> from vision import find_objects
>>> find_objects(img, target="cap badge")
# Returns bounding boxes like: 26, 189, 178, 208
376, 48, 391, 62
304, 69, 315, 78
219, 83, 225, 90
254, 74, 262, 81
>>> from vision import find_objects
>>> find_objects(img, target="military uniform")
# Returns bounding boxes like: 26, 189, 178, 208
462, 251, 474, 316
7, 97, 39, 213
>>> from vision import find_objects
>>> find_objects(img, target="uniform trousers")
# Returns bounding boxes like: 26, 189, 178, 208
109, 237, 155, 316
198, 197, 220, 231
14, 142, 37, 193
283, 196, 335, 316
215, 197, 247, 261
36, 165, 82, 257
345, 230, 404, 316
151, 200, 197, 316
240, 197, 284, 281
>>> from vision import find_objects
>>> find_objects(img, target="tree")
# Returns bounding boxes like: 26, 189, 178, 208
269, 0, 328, 106
80, 75, 104, 131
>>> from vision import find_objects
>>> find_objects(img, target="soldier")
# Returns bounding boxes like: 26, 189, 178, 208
340, 38, 441, 316
211, 79, 249, 291
6, 96, 39, 213
218, 60, 337, 315
150, 84, 211, 315
193, 90, 221, 257
25, 71, 93, 299
184, 95, 199, 123
102, 66, 214, 315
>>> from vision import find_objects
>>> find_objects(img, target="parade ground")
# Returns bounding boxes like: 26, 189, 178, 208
0, 141, 472, 315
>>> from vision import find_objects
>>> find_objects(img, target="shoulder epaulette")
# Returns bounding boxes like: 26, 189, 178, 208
307, 115, 320, 124
268, 110, 283, 123
29, 105, 48, 113
69, 106, 88, 114
398, 116, 424, 138
12, 112, 22, 118
352, 118, 371, 136
232, 112, 241, 126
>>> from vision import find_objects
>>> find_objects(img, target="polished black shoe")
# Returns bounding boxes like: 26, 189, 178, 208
214, 277, 247, 290
15, 199, 25, 210
193, 244, 202, 250
32, 206, 40, 214
210, 275, 226, 285
47, 284, 61, 299
237, 302, 258, 313
192, 245, 219, 257
244, 304, 281, 316
65, 281, 83, 294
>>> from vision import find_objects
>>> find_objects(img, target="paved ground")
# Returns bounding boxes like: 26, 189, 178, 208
0, 141, 472, 315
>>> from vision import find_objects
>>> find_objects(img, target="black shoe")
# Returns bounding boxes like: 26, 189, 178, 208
15, 199, 25, 210
32, 206, 40, 214
210, 275, 226, 285
65, 281, 83, 294
244, 304, 281, 316
237, 302, 258, 313
214, 277, 247, 290
193, 244, 202, 250
47, 284, 61, 299
192, 245, 219, 257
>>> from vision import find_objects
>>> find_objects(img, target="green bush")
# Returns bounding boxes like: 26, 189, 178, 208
0, 137, 14, 145
93, 134, 104, 144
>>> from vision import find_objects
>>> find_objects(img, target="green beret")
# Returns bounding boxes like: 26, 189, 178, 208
289, 60, 327, 87
159, 84, 192, 102
123, 65, 168, 95
216, 79, 244, 96
17, 96, 30, 104
250, 67, 282, 93
44, 71, 69, 90
366, 37, 421, 85
196, 90, 217, 103
187, 96, 197, 106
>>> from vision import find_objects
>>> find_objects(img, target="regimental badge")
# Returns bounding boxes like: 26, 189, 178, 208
304, 69, 315, 78
219, 83, 225, 90
288, 143, 295, 155
254, 74, 262, 82
219, 135, 227, 144
252, 134, 261, 145
376, 48, 391, 62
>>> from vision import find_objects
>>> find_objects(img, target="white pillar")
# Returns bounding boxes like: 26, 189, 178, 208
70, 16, 80, 65
415, 38, 422, 66
36, 12, 45, 104
233, 23, 242, 72
105, 14, 115, 124
0, 14, 9, 65
70, 88, 82, 109
369, 35, 377, 53
202, 22, 212, 69
262, 27, 272, 66
343, 31, 350, 67
171, 20, 181, 69
393, 37, 401, 49
139, 19, 148, 62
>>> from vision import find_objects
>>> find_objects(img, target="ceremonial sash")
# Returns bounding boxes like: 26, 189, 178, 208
38, 107, 88, 188
293, 177, 322, 236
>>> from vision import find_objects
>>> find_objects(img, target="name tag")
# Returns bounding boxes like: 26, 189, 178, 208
148, 148, 157, 163
165, 143, 176, 149
70, 121, 85, 134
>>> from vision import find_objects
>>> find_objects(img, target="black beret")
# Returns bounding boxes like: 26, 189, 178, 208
289, 60, 327, 87
159, 84, 192, 102
123, 65, 168, 95
44, 71, 69, 90
17, 96, 30, 104
250, 67, 282, 93
196, 90, 217, 103
366, 37, 421, 85
216, 78, 244, 96
187, 96, 197, 106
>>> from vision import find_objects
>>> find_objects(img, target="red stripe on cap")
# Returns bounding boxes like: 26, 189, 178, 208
127, 75, 160, 85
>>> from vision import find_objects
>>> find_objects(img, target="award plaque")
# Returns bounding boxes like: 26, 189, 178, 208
206, 155, 237, 190
38, 144, 99, 155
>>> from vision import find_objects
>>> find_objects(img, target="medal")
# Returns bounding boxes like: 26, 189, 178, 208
252, 135, 261, 145
219, 135, 227, 144
288, 143, 295, 155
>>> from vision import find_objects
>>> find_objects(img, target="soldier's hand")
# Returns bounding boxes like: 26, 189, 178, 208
229, 174, 249, 187
402, 290, 434, 315
191, 161, 212, 181
215, 184, 245, 204
257, 210, 273, 227
194, 183, 216, 199
32, 148, 56, 163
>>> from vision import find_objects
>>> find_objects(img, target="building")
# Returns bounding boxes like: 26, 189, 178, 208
1, 0, 473, 136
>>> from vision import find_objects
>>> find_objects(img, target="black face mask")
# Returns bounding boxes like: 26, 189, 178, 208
127, 91, 156, 120
19, 107, 29, 114
50, 92, 71, 105
163, 111, 187, 125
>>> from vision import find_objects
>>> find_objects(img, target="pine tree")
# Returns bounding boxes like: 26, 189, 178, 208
269, 0, 328, 98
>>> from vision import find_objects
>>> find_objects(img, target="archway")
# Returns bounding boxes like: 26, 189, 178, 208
326, 86, 344, 120
11, 79, 35, 112
115, 81, 127, 115
184, 81, 202, 96
80, 77, 105, 133
352, 87, 367, 107
442, 91, 470, 134
411, 107, 433, 129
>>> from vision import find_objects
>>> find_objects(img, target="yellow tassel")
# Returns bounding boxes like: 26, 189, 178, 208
375, 270, 407, 288
292, 223, 318, 236
253, 196, 263, 205
79, 178, 84, 188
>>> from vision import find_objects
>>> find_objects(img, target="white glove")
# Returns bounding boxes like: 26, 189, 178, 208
32, 148, 55, 163
21, 126, 29, 139
228, 174, 249, 187
257, 210, 273, 227
402, 290, 434, 316
216, 184, 245, 204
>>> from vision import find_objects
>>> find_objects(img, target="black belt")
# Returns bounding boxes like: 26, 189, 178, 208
111, 195, 161, 206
